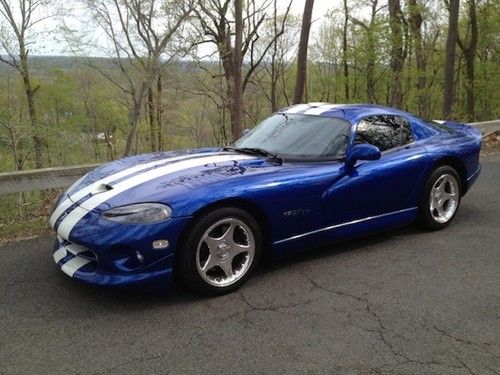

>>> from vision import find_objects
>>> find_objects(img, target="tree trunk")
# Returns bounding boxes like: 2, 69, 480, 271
457, 0, 477, 122
156, 75, 163, 150
270, 61, 278, 112
464, 55, 475, 121
443, 0, 460, 119
342, 0, 350, 101
388, 0, 405, 108
124, 99, 142, 156
409, 0, 428, 117
147, 86, 156, 152
366, 32, 376, 103
19, 50, 43, 168
293, 0, 314, 104
270, 0, 279, 112
230, 0, 244, 141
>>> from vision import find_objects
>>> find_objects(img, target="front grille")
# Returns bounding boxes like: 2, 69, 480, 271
54, 237, 98, 275
75, 248, 98, 262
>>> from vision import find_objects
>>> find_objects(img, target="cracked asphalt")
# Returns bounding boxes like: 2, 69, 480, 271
1, 155, 499, 374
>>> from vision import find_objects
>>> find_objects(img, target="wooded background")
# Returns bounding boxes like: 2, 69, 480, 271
0, 0, 498, 173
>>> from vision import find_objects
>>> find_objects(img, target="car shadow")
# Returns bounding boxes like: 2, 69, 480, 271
257, 224, 429, 277
53, 223, 431, 311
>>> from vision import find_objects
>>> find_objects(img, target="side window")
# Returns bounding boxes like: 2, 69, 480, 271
355, 115, 414, 152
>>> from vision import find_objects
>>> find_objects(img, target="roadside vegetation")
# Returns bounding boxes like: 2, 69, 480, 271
0, 0, 499, 242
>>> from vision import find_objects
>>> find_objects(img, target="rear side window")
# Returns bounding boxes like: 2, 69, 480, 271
355, 115, 414, 152
425, 120, 455, 133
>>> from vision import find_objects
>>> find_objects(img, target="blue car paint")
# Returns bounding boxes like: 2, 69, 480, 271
50, 104, 482, 289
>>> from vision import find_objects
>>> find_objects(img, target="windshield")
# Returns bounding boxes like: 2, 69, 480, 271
234, 114, 352, 159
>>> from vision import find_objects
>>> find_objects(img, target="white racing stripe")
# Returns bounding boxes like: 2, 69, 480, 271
65, 243, 88, 256
302, 104, 341, 115
283, 104, 312, 113
56, 154, 254, 240
53, 247, 67, 263
49, 152, 213, 227
60, 257, 91, 277
53, 243, 88, 264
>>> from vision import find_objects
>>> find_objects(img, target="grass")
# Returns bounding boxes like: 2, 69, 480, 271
0, 189, 60, 246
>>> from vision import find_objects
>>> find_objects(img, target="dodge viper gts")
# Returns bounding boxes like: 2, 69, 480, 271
49, 103, 482, 294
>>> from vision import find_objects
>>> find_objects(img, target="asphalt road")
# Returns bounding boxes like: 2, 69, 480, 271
1, 156, 499, 374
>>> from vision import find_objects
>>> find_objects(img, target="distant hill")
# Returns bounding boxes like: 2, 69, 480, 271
0, 55, 215, 75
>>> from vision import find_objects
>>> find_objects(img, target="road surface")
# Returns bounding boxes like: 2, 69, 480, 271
1, 155, 499, 374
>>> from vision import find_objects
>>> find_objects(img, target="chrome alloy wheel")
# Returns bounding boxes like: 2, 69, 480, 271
429, 173, 459, 223
196, 218, 256, 287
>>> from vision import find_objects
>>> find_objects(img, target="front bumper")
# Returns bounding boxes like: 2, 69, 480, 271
51, 212, 191, 289
53, 238, 174, 288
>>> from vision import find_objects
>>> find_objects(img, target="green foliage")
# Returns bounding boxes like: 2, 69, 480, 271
0, 0, 499, 241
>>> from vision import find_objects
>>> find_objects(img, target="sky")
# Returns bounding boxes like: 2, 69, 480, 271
291, 0, 335, 22
2, 0, 340, 57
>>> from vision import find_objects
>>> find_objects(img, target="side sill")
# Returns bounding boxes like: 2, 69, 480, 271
273, 207, 418, 245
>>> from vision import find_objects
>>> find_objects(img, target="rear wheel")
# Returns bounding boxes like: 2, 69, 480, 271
418, 166, 461, 230
177, 207, 262, 295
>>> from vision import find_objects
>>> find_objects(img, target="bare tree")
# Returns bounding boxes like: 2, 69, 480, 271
85, 0, 194, 156
0, 0, 55, 168
292, 0, 314, 104
193, 0, 292, 141
388, 0, 406, 108
350, 0, 383, 103
442, 0, 459, 118
310, 12, 342, 103
342, 0, 350, 101
457, 0, 478, 121
408, 0, 426, 116
252, 3, 298, 112
232, 0, 243, 138
0, 74, 27, 171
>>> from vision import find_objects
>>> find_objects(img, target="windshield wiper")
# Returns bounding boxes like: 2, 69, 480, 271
223, 146, 283, 164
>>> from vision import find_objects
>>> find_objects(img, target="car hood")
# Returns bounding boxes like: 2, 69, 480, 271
60, 148, 278, 213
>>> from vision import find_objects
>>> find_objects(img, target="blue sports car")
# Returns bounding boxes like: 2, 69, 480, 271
49, 103, 482, 294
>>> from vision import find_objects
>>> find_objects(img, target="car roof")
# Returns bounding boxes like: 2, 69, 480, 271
278, 103, 416, 124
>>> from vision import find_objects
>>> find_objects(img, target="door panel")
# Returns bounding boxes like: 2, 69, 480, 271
323, 143, 427, 226
322, 115, 428, 229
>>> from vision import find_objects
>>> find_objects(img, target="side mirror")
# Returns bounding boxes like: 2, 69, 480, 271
345, 144, 381, 169
243, 128, 251, 135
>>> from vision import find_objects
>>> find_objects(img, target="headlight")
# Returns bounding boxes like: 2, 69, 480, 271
102, 203, 172, 224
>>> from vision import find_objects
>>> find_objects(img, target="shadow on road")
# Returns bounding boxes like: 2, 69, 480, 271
54, 222, 432, 309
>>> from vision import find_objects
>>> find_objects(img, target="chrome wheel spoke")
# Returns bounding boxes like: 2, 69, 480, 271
232, 243, 250, 257
430, 199, 437, 212
442, 190, 456, 201
436, 204, 446, 218
436, 180, 446, 192
221, 223, 236, 242
201, 254, 217, 272
219, 260, 233, 278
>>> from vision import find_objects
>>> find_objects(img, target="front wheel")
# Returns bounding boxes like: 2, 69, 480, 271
176, 207, 262, 295
418, 166, 461, 230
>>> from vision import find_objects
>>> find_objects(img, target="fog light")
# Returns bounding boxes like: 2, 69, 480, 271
152, 239, 169, 250
135, 250, 144, 263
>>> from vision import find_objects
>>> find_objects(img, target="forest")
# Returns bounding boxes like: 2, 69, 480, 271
0, 0, 498, 240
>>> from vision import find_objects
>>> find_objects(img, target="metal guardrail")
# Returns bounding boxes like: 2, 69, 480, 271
0, 164, 99, 195
0, 120, 498, 196
469, 120, 500, 136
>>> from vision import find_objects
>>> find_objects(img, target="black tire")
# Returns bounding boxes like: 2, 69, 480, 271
176, 207, 262, 295
418, 165, 462, 230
